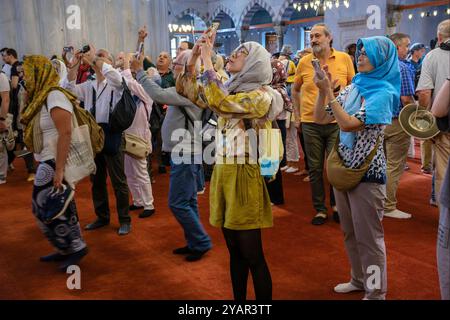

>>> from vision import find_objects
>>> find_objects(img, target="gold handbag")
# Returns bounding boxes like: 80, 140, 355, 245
123, 132, 151, 159
326, 135, 381, 192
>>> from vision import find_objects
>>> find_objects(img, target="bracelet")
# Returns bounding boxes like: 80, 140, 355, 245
329, 98, 338, 105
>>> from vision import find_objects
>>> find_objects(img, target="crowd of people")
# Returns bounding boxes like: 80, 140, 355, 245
0, 18, 449, 300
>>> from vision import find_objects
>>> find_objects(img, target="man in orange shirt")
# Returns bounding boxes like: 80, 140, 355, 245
292, 23, 355, 225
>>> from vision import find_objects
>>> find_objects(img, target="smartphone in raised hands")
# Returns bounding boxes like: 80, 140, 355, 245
311, 58, 325, 80
206, 22, 220, 38
135, 42, 144, 58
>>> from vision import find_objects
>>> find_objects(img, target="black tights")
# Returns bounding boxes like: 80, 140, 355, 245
222, 228, 272, 301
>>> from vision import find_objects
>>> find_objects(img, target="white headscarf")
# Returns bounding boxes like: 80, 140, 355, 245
225, 42, 283, 121
225, 42, 272, 93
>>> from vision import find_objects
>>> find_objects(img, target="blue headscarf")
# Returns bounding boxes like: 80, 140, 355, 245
340, 36, 400, 149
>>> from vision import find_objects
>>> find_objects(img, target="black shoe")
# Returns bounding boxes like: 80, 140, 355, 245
40, 252, 66, 262
311, 212, 328, 226
173, 246, 193, 255
158, 166, 167, 174
186, 248, 210, 262
84, 219, 109, 231
129, 205, 144, 211
118, 223, 131, 236
59, 247, 88, 272
333, 211, 340, 223
139, 209, 155, 219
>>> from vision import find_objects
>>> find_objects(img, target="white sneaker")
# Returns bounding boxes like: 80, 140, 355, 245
285, 167, 299, 173
334, 282, 364, 294
280, 166, 289, 171
0, 179, 6, 185
384, 209, 412, 219
430, 199, 438, 207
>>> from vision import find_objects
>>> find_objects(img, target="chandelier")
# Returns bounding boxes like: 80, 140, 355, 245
293, 0, 350, 12
168, 24, 195, 33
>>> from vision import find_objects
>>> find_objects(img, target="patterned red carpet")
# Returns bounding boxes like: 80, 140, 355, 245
0, 157, 440, 300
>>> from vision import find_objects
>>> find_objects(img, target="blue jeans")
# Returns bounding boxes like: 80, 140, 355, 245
169, 160, 212, 252
196, 165, 205, 192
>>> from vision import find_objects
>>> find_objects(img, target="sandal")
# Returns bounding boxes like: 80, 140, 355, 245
312, 212, 328, 226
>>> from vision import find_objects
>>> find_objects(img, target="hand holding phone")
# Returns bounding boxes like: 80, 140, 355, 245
135, 42, 144, 58
312, 59, 325, 80
205, 22, 220, 39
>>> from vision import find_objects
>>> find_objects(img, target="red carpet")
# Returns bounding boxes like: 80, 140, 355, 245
0, 157, 440, 300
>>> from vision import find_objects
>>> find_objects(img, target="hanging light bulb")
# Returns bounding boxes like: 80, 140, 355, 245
315, 0, 320, 6
420, 12, 425, 18
328, 1, 333, 9
304, 2, 309, 10
343, 0, 349, 8
310, 1, 314, 8
168, 24, 173, 33
447, 8, 450, 15
323, 3, 327, 11
335, 0, 340, 8
293, 3, 297, 10
408, 14, 413, 20
298, 3, 302, 11
433, 10, 438, 16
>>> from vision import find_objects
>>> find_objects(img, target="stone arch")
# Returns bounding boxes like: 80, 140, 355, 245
237, 0, 277, 30
171, 8, 208, 25
210, 4, 238, 27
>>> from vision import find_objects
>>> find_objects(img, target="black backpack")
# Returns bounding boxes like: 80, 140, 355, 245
179, 107, 217, 145
109, 77, 137, 133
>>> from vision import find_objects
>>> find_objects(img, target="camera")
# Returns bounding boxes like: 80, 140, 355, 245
80, 45, 91, 54
63, 46, 73, 53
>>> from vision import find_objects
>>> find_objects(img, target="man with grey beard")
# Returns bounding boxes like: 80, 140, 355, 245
292, 23, 355, 226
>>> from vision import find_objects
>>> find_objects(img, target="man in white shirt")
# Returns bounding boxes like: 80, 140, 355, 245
0, 71, 10, 184
64, 45, 132, 236
416, 19, 450, 205
1, 48, 11, 79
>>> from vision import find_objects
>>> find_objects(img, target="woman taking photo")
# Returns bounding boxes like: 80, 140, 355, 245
177, 32, 283, 300
313, 36, 400, 300
21, 55, 88, 271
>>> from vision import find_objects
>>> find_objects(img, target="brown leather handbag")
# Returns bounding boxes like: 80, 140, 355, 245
326, 135, 381, 192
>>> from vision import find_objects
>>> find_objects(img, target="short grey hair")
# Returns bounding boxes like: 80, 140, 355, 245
312, 23, 332, 37
438, 19, 450, 40
389, 33, 410, 45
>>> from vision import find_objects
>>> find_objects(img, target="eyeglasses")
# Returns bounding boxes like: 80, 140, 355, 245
230, 47, 249, 60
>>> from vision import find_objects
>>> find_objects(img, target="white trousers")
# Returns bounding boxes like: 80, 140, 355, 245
124, 154, 154, 210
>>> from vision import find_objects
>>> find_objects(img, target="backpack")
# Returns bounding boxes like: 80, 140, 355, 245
109, 77, 137, 133
179, 107, 217, 145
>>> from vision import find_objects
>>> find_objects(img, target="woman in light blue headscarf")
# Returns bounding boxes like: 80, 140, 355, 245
313, 36, 400, 300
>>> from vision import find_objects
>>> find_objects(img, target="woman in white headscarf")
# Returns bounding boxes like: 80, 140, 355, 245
177, 31, 283, 300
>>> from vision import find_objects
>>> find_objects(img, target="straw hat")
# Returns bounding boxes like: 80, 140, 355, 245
399, 103, 440, 140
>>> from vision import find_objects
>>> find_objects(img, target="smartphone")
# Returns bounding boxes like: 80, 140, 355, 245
63, 46, 73, 53
135, 42, 144, 58
206, 22, 220, 38
311, 58, 325, 80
